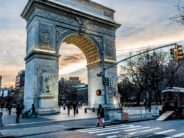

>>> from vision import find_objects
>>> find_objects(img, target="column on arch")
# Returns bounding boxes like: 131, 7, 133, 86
87, 62, 104, 108
24, 18, 60, 114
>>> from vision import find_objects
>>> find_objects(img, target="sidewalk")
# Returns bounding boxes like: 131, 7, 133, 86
1, 106, 159, 126
0, 106, 96, 127
0, 106, 158, 137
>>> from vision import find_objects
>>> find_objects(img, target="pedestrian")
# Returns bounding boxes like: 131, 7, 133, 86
0, 103, 4, 111
8, 103, 12, 115
67, 102, 71, 115
144, 100, 147, 110
96, 104, 105, 128
148, 101, 151, 112
73, 102, 77, 116
30, 104, 36, 118
16, 104, 21, 123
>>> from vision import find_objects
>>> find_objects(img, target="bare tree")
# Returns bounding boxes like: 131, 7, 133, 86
119, 51, 167, 105
170, 0, 184, 25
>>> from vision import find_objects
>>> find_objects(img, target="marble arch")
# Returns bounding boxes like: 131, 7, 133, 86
21, 0, 120, 114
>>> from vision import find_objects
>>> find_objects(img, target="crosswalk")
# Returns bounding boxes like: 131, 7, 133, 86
77, 124, 184, 138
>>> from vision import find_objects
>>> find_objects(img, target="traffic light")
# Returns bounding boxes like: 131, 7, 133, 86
170, 48, 175, 59
96, 89, 102, 96
176, 45, 183, 60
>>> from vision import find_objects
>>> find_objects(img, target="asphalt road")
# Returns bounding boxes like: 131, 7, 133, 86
22, 119, 184, 138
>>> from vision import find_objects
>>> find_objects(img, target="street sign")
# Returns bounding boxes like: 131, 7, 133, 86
103, 77, 109, 86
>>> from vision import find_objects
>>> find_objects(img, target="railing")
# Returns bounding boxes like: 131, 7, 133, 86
122, 105, 162, 119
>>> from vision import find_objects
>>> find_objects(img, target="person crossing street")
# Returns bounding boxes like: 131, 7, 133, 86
96, 104, 105, 128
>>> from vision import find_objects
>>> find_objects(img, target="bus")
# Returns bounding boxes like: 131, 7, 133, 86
161, 87, 184, 118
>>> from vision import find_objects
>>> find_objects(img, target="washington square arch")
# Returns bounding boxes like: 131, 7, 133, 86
21, 0, 121, 114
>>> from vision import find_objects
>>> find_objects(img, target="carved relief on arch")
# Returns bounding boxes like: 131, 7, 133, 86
38, 23, 54, 50
36, 64, 56, 95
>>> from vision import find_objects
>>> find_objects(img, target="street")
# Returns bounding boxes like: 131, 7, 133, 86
19, 119, 184, 138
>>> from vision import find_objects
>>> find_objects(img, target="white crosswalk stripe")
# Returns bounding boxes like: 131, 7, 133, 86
106, 135, 118, 138
127, 127, 161, 135
165, 132, 184, 138
154, 129, 175, 135
97, 131, 120, 136
124, 126, 151, 132
89, 125, 142, 134
77, 124, 133, 133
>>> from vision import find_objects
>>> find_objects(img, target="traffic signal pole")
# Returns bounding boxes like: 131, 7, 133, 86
102, 39, 110, 121
104, 42, 178, 71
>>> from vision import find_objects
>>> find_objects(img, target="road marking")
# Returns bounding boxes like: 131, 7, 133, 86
78, 125, 132, 132
89, 125, 142, 134
154, 129, 175, 135
97, 131, 120, 136
128, 127, 161, 135
124, 126, 151, 132
106, 135, 118, 138
165, 132, 184, 138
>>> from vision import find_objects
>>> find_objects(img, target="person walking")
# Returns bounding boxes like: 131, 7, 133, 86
73, 102, 77, 116
1, 103, 4, 111
148, 101, 151, 112
8, 103, 12, 115
96, 104, 105, 128
67, 102, 71, 115
30, 104, 36, 118
16, 104, 21, 123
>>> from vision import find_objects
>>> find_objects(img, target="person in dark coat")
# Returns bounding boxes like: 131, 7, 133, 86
66, 102, 71, 115
16, 104, 21, 123
8, 103, 12, 115
148, 101, 151, 112
96, 104, 105, 128
31, 104, 36, 118
1, 103, 4, 111
73, 102, 77, 116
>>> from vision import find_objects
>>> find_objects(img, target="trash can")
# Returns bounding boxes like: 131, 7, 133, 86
0, 112, 3, 126
92, 108, 95, 112
84, 108, 87, 113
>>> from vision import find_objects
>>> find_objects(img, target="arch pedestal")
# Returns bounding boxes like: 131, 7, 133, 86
22, 0, 120, 114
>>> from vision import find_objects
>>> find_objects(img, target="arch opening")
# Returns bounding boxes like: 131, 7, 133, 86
63, 35, 101, 65
58, 34, 102, 107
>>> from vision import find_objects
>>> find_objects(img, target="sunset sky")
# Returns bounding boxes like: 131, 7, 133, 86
1, 0, 184, 87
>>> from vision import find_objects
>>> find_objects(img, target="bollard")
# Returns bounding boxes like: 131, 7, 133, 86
84, 108, 87, 113
0, 112, 3, 126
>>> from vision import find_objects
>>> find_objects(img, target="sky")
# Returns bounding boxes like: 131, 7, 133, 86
1, 0, 184, 87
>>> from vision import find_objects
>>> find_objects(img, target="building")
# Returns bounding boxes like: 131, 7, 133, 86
15, 70, 25, 90
0, 76, 2, 89
58, 77, 87, 105
73, 84, 88, 104
13, 70, 25, 104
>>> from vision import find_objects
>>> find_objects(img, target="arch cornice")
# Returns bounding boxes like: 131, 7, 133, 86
21, 0, 121, 29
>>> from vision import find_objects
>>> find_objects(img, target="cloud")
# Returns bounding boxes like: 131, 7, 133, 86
1, 0, 184, 87
59, 53, 86, 66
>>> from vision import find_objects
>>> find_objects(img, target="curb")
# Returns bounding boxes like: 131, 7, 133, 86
65, 117, 157, 130
0, 117, 97, 130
